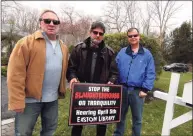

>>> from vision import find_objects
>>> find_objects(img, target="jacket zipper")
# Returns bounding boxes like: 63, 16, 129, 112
126, 55, 134, 84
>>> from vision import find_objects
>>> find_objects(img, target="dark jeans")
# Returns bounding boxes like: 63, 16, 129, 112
113, 86, 144, 136
71, 124, 107, 136
15, 100, 58, 136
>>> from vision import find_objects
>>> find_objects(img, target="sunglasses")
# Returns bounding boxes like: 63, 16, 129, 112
39, 18, 60, 25
92, 31, 104, 36
128, 34, 139, 38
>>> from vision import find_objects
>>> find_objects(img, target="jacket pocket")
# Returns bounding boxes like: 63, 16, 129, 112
25, 74, 43, 99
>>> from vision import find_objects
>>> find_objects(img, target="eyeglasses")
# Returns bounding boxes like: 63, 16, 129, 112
92, 31, 104, 36
128, 34, 139, 38
39, 18, 60, 25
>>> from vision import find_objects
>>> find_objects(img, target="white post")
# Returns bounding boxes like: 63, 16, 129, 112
161, 72, 180, 136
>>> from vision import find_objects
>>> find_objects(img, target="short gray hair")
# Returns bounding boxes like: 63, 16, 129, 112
39, 9, 60, 21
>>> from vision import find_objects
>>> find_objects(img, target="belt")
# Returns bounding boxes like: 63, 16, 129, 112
120, 83, 141, 91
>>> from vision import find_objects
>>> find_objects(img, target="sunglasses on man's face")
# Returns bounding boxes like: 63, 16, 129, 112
128, 34, 139, 38
39, 18, 60, 25
92, 31, 104, 36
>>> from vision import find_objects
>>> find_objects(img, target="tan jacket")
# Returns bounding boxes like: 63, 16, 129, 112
7, 30, 69, 110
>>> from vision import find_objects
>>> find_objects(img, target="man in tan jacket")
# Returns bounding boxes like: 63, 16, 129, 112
7, 9, 68, 136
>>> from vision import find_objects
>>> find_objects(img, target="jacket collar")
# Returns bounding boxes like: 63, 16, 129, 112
125, 44, 144, 55
34, 30, 59, 40
34, 30, 44, 39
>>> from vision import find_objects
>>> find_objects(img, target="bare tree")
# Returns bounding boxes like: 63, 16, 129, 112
101, 1, 141, 33
60, 5, 78, 38
1, 0, 21, 12
75, 16, 92, 41
149, 1, 182, 47
14, 6, 39, 34
1, 0, 22, 23
102, 1, 128, 33
26, 9, 40, 34
60, 5, 92, 45
140, 2, 154, 36
123, 1, 141, 29
2, 1, 39, 34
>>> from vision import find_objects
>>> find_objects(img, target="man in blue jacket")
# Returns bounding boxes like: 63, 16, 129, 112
113, 28, 156, 136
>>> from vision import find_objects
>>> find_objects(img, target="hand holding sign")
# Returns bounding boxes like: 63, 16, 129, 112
107, 81, 113, 84
70, 78, 80, 90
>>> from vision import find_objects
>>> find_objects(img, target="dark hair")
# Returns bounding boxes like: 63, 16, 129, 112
127, 28, 139, 34
90, 21, 105, 33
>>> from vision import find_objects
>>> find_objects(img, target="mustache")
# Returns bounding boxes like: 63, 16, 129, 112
92, 39, 102, 44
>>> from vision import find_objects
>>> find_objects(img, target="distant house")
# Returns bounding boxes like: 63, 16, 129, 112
2, 24, 29, 37
1, 24, 29, 56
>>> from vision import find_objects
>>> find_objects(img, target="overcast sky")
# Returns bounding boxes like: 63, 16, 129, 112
16, 1, 192, 32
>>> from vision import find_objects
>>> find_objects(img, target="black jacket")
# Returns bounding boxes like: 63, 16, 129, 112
66, 37, 118, 83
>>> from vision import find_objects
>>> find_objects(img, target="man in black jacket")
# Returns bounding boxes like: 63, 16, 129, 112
67, 21, 118, 136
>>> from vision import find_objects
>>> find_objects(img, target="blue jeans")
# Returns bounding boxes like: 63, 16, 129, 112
15, 100, 58, 136
113, 87, 144, 136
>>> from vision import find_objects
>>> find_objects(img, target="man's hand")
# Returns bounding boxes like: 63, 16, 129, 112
139, 91, 147, 98
107, 81, 113, 84
14, 109, 24, 113
70, 78, 79, 90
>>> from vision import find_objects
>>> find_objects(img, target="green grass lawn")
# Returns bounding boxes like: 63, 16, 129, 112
33, 71, 192, 136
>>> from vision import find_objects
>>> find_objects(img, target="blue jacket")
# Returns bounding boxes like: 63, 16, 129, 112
116, 44, 156, 92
